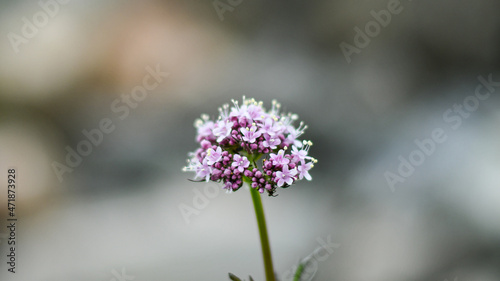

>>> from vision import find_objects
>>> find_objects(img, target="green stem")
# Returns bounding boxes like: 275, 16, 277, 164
250, 186, 276, 281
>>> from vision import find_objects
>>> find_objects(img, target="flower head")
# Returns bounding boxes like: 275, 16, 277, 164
183, 97, 316, 196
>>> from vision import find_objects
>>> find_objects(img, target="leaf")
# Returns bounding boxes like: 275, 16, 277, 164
228, 273, 242, 281
228, 273, 255, 281
187, 178, 205, 182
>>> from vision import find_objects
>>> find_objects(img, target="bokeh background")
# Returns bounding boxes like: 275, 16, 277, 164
1, 0, 500, 280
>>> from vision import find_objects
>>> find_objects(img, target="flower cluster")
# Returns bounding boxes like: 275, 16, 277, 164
183, 97, 316, 196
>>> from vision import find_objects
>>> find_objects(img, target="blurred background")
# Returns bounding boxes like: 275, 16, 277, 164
0, 0, 500, 280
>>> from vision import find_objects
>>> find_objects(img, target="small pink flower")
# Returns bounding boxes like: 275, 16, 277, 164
297, 162, 313, 181
206, 146, 223, 165
195, 159, 212, 182
262, 135, 281, 149
240, 126, 262, 143
232, 154, 250, 173
275, 165, 297, 187
269, 149, 289, 166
